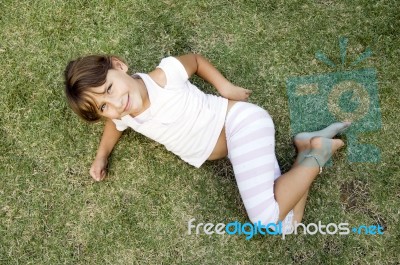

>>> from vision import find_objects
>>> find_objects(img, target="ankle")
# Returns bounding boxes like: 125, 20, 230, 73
309, 137, 332, 164
293, 136, 311, 152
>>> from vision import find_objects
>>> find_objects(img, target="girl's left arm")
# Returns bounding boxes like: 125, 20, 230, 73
176, 54, 252, 101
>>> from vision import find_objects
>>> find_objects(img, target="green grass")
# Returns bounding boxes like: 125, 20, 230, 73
1, 0, 399, 264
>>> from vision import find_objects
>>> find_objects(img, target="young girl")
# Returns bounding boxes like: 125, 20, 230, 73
64, 53, 350, 229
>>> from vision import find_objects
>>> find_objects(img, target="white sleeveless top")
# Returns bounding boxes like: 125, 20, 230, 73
112, 57, 228, 168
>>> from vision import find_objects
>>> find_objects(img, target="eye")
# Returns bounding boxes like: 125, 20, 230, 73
100, 103, 106, 112
106, 84, 112, 94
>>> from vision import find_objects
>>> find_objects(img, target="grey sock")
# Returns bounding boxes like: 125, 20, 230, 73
295, 122, 351, 140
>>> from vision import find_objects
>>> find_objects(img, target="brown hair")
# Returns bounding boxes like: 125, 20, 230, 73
64, 55, 118, 122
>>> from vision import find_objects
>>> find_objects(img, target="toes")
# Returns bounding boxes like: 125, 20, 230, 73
332, 138, 345, 149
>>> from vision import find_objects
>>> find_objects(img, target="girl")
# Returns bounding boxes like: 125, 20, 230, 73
64, 53, 350, 229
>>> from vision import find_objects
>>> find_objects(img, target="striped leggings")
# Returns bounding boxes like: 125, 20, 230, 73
225, 102, 293, 225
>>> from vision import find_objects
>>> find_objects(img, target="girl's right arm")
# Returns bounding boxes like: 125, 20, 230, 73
90, 118, 123, 181
176, 54, 252, 101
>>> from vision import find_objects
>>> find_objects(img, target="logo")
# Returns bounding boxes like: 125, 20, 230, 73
187, 218, 384, 240
286, 37, 382, 163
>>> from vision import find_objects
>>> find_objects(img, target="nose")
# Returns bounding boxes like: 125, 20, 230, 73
106, 95, 123, 110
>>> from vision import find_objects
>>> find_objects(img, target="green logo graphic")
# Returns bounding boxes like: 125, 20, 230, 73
287, 37, 381, 162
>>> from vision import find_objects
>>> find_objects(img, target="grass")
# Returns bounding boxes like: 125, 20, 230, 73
1, 0, 399, 264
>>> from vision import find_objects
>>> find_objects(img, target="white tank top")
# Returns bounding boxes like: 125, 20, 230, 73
112, 57, 228, 168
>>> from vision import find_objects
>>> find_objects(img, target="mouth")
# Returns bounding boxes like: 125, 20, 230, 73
124, 95, 130, 112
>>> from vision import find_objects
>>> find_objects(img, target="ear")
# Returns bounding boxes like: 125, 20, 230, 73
111, 57, 128, 73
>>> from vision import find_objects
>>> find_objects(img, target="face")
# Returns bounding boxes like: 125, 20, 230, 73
89, 58, 147, 120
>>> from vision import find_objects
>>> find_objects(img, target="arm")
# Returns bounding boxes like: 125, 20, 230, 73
176, 54, 252, 101
90, 118, 123, 181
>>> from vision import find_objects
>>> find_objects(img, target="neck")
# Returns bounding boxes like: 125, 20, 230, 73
137, 77, 150, 109
129, 77, 150, 117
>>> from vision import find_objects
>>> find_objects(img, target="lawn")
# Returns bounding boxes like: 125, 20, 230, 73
1, 0, 399, 264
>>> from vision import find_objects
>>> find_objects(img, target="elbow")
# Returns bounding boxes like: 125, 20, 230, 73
193, 53, 200, 74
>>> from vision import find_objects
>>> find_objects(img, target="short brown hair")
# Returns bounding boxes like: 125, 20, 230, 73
64, 55, 115, 122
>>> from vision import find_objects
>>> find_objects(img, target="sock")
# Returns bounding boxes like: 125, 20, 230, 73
295, 122, 351, 140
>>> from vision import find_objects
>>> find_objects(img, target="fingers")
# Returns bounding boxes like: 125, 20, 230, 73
90, 166, 106, 182
220, 85, 252, 101
89, 156, 108, 181
242, 89, 252, 101
90, 168, 100, 181
100, 168, 106, 180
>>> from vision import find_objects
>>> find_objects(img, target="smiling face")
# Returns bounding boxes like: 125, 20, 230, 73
89, 58, 149, 120
64, 55, 150, 122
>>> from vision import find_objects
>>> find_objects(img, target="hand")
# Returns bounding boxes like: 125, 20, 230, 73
89, 156, 108, 181
219, 83, 252, 101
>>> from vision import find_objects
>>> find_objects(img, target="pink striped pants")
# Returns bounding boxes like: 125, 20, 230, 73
225, 102, 292, 225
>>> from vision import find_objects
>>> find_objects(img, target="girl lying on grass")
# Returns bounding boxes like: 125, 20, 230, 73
64, 53, 350, 229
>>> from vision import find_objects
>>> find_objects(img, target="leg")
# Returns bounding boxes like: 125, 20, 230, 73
225, 102, 349, 224
225, 102, 282, 224
274, 137, 344, 221
292, 190, 308, 223
287, 122, 351, 222
290, 139, 311, 223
